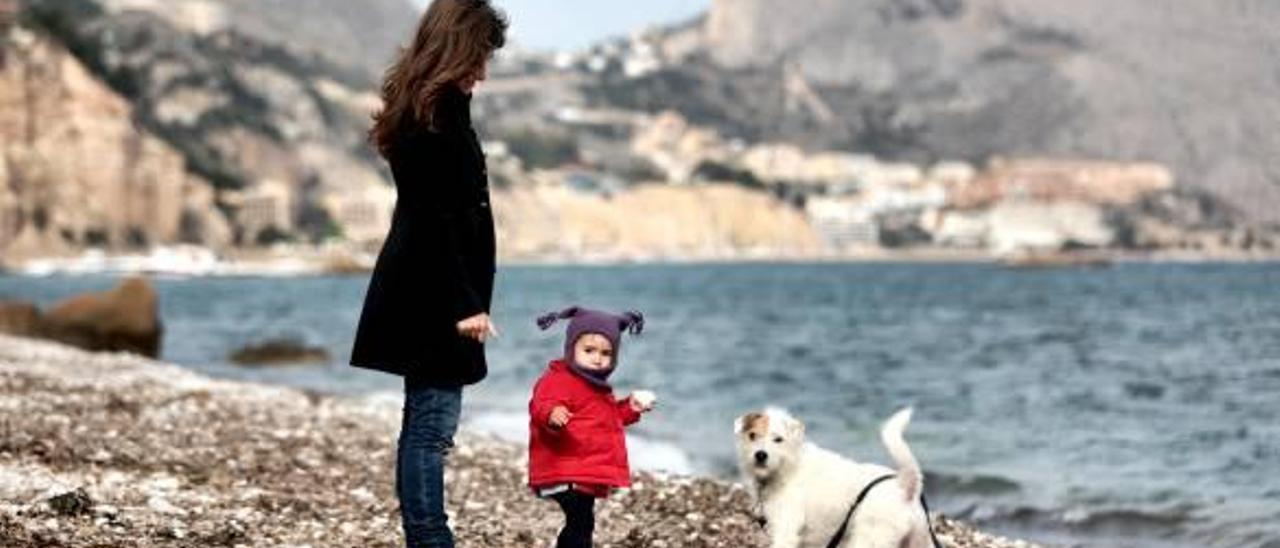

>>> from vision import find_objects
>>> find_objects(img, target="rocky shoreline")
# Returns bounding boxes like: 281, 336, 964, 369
0, 334, 1039, 547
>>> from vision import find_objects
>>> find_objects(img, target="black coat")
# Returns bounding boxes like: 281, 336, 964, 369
350, 89, 495, 385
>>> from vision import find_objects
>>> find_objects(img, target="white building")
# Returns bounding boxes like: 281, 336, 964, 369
806, 197, 880, 248
234, 179, 294, 238
862, 183, 947, 212
322, 182, 396, 245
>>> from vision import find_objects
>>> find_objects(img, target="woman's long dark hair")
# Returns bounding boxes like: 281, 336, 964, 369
370, 0, 507, 158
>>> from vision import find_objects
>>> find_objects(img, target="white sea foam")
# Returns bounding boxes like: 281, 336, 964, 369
464, 409, 695, 475
348, 393, 696, 475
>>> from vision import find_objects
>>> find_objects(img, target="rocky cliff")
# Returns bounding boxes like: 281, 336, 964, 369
493, 183, 823, 261
0, 24, 229, 261
10, 0, 393, 247
616, 0, 1280, 223
3, 0, 829, 262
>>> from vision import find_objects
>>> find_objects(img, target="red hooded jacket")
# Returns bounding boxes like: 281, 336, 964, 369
528, 360, 641, 492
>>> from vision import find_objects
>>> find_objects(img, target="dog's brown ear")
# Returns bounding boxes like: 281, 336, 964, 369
735, 412, 763, 434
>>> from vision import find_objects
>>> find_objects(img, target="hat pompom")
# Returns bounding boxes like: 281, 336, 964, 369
621, 311, 644, 335
536, 306, 580, 330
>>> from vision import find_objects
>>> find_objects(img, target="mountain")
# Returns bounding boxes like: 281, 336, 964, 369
4, 0, 1275, 262
92, 0, 417, 84
1, 0, 821, 262
607, 0, 1280, 223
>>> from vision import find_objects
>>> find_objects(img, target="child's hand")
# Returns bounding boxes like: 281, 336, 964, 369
548, 405, 573, 428
629, 390, 657, 413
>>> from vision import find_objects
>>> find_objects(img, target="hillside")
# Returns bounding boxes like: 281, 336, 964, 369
605, 0, 1280, 223
3, 0, 1276, 264
0, 23, 229, 261
5, 0, 393, 251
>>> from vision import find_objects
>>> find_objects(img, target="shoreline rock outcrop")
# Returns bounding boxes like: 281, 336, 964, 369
228, 337, 330, 366
0, 276, 161, 357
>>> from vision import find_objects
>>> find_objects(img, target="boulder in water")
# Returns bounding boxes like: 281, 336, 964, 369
0, 301, 42, 337
229, 338, 330, 366
40, 277, 163, 358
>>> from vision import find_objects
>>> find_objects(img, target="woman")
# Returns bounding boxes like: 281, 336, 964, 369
350, 1, 506, 546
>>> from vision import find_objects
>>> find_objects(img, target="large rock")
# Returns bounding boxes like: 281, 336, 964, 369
228, 338, 330, 366
40, 276, 162, 357
0, 300, 41, 336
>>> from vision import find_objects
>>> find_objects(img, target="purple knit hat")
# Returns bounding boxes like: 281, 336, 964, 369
536, 306, 644, 388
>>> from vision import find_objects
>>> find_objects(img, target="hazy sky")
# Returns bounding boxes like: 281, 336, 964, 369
410, 0, 710, 52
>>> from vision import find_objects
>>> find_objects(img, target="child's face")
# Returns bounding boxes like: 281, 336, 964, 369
573, 333, 614, 371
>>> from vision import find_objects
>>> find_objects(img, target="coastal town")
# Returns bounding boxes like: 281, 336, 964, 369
2, 0, 1277, 275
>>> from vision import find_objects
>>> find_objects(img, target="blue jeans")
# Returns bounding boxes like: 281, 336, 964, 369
397, 381, 462, 548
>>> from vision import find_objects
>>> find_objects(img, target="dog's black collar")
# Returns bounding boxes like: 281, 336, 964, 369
751, 496, 768, 528
921, 491, 945, 548
748, 473, 772, 528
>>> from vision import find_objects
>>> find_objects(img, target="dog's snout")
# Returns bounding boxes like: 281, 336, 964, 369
754, 450, 768, 464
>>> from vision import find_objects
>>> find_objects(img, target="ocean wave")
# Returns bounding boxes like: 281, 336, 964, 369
928, 471, 1023, 496
958, 503, 1208, 547
1059, 506, 1198, 530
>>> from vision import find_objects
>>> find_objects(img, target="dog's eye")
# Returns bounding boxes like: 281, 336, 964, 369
773, 436, 784, 443
748, 432, 758, 441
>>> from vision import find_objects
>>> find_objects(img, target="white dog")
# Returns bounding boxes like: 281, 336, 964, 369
734, 407, 936, 548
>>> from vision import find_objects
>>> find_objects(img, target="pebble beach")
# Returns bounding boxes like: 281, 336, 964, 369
0, 334, 1040, 547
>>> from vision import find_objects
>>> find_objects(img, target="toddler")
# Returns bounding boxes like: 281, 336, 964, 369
527, 306, 656, 548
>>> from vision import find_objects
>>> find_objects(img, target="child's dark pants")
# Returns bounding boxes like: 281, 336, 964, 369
551, 490, 595, 548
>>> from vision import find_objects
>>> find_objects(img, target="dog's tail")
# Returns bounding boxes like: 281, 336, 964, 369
881, 407, 922, 502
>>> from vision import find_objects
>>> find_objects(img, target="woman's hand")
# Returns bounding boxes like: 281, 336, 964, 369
548, 405, 573, 428
456, 313, 498, 342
